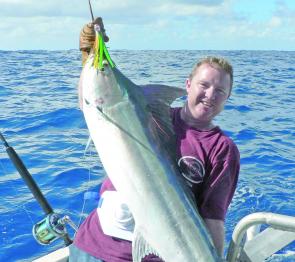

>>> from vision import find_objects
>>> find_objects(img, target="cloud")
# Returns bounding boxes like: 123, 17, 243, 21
164, 0, 224, 5
0, 0, 294, 50
0, 0, 234, 32
0, 16, 85, 50
268, 16, 282, 27
274, 0, 295, 27
103, 0, 228, 18
0, 0, 227, 19
0, 0, 86, 17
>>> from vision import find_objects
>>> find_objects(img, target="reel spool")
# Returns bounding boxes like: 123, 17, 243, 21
32, 213, 67, 245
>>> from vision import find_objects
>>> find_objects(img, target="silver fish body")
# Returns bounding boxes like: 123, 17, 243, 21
81, 55, 219, 262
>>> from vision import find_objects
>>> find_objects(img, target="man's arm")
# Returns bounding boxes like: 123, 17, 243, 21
204, 218, 225, 257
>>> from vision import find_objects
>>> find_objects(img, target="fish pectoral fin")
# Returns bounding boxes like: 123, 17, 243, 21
140, 84, 186, 136
139, 84, 186, 107
139, 84, 186, 152
132, 226, 162, 262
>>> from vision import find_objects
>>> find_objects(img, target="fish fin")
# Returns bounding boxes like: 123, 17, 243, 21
140, 85, 186, 136
132, 226, 162, 262
139, 84, 186, 109
139, 84, 186, 156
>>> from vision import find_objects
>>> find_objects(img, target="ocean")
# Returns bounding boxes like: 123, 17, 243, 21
0, 50, 294, 261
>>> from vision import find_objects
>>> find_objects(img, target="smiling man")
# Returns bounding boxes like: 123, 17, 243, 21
181, 58, 232, 129
173, 57, 240, 256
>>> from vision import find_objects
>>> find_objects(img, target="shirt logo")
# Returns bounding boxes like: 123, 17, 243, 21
177, 156, 205, 185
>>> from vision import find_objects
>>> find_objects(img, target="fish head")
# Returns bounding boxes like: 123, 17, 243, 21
82, 55, 126, 110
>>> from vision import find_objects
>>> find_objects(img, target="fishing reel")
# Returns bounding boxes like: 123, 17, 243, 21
33, 213, 77, 245
0, 131, 75, 246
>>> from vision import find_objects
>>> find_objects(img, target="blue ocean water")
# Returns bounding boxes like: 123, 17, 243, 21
0, 50, 294, 261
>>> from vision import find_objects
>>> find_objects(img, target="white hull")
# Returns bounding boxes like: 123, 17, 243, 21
33, 246, 69, 262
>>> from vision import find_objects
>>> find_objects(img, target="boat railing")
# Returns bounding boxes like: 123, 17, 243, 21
226, 212, 295, 262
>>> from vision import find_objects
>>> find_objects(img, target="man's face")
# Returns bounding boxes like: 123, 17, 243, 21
186, 63, 231, 123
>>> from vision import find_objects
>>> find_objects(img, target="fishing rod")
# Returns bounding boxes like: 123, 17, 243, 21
0, 131, 75, 246
87, 0, 109, 42
88, 0, 95, 22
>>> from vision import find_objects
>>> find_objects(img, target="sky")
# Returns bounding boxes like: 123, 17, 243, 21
0, 0, 295, 51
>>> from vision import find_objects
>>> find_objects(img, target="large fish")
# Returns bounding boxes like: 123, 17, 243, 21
80, 28, 219, 262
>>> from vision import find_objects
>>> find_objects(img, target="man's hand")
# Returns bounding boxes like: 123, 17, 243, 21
79, 17, 109, 65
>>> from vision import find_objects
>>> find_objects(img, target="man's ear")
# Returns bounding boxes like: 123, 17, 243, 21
185, 78, 191, 93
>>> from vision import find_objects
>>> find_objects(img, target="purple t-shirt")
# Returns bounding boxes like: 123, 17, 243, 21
74, 107, 240, 261
171, 107, 240, 221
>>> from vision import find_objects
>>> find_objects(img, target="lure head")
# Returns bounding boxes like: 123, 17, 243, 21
94, 24, 102, 34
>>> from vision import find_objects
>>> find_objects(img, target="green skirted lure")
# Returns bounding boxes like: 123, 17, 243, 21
93, 25, 115, 70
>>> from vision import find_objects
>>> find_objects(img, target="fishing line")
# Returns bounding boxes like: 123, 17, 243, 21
60, 131, 98, 231
75, 144, 94, 233
66, 133, 101, 236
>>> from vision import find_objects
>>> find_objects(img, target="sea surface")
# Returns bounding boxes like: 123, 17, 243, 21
0, 50, 294, 261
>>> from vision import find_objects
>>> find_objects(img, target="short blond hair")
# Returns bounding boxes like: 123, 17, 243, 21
189, 56, 233, 96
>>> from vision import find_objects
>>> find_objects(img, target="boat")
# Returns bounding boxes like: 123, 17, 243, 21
31, 212, 295, 261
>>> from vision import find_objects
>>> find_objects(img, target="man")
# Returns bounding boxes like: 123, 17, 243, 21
71, 20, 239, 261
172, 57, 239, 256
